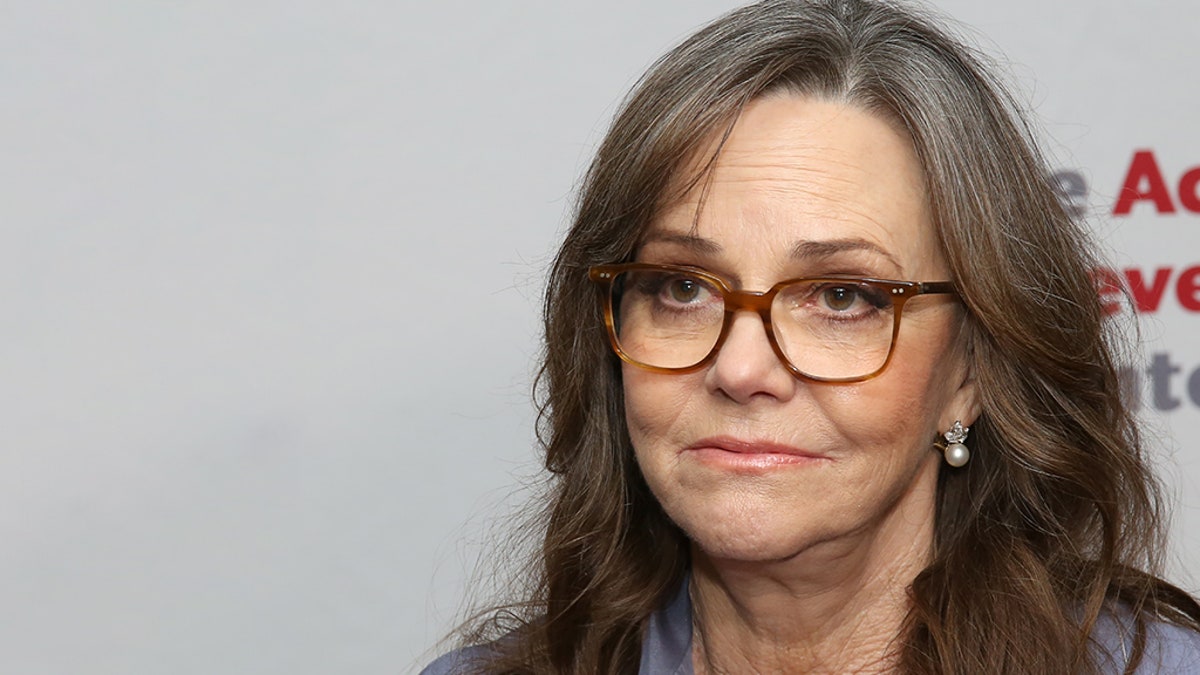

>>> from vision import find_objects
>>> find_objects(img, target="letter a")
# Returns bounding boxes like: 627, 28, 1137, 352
1113, 150, 1176, 215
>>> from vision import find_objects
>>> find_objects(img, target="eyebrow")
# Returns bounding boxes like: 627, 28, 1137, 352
639, 231, 903, 271
790, 238, 903, 272
638, 231, 723, 255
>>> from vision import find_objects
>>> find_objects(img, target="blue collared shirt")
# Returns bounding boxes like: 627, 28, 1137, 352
422, 579, 1200, 674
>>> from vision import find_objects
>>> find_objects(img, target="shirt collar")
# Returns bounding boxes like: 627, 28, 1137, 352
639, 576, 694, 675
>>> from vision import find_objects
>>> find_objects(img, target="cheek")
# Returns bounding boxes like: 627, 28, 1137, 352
829, 329, 962, 451
621, 366, 712, 504
803, 357, 951, 514
622, 366, 689, 447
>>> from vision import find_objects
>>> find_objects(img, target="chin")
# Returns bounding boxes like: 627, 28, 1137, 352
690, 531, 821, 565
673, 504, 830, 564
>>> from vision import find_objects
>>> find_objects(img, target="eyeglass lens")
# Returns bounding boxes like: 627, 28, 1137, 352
612, 268, 897, 379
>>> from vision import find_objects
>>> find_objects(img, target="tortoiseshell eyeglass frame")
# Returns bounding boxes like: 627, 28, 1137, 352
588, 262, 959, 383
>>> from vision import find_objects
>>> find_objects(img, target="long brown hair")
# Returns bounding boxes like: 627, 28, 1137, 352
457, 0, 1200, 672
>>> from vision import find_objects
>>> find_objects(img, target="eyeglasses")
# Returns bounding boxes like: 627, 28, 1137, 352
588, 263, 958, 383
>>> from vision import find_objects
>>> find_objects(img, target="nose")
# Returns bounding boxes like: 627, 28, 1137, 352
704, 310, 797, 404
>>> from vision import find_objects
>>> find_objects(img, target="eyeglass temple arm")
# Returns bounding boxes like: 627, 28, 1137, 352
917, 281, 958, 296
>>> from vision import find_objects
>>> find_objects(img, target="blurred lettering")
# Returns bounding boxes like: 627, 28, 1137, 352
1094, 264, 1200, 315
1179, 266, 1200, 311
1119, 352, 1200, 412
1114, 150, 1175, 215
1112, 150, 1200, 215
1148, 352, 1183, 410
1051, 170, 1089, 218
1180, 167, 1200, 212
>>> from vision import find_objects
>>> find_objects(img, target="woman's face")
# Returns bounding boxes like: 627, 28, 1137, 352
623, 95, 978, 564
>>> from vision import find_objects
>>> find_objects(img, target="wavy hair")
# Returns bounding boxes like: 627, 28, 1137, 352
458, 0, 1200, 672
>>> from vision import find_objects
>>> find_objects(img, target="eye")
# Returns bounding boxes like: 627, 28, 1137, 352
668, 278, 703, 304
821, 285, 859, 311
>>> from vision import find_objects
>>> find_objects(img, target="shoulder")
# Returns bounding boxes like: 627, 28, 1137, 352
1091, 608, 1200, 674
418, 644, 493, 675
1135, 619, 1200, 674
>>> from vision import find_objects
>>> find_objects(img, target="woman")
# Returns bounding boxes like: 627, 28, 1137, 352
425, 0, 1200, 672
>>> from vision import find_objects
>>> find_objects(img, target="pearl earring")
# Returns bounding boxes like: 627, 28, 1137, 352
942, 420, 970, 467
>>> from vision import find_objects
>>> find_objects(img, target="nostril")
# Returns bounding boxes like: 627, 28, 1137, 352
706, 313, 796, 403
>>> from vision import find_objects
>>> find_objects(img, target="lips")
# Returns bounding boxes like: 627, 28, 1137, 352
684, 435, 829, 470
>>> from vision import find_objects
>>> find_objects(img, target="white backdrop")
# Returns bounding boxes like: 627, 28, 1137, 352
1, 2, 1196, 673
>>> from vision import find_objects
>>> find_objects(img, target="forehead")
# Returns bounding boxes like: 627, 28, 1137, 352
647, 95, 942, 280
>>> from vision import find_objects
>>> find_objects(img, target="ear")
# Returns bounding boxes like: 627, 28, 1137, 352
940, 365, 981, 432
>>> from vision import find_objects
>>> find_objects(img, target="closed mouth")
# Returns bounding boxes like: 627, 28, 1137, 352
684, 436, 829, 462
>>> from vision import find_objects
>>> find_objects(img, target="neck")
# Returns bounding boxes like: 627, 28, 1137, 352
689, 495, 936, 674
